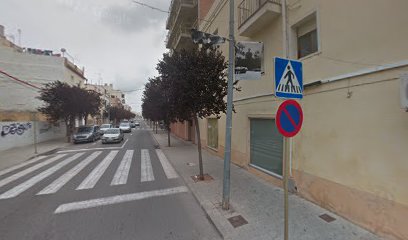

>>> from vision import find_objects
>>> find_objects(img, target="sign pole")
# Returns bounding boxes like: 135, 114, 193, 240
281, 0, 290, 239
284, 137, 289, 240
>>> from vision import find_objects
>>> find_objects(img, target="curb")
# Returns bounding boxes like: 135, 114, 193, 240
149, 131, 225, 240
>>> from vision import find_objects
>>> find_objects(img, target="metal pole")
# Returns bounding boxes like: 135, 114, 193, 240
33, 112, 38, 154
282, 0, 290, 239
222, 0, 235, 210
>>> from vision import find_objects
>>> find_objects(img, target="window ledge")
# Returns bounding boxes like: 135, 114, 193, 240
207, 146, 218, 152
298, 50, 321, 61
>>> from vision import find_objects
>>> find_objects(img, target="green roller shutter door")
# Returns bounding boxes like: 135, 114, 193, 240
250, 118, 283, 176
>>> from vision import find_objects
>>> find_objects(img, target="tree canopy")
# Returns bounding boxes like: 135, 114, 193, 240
37, 81, 102, 141
142, 46, 239, 179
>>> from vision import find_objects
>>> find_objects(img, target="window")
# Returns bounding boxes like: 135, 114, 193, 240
296, 14, 318, 59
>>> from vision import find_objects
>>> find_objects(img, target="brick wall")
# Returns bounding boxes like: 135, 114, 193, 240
199, 0, 216, 22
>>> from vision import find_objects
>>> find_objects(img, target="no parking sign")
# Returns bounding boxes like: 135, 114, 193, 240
276, 100, 303, 137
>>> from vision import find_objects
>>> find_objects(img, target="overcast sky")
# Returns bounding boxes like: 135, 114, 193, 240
0, 0, 170, 113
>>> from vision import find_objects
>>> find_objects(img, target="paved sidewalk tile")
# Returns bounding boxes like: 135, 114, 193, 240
0, 138, 70, 171
152, 131, 382, 240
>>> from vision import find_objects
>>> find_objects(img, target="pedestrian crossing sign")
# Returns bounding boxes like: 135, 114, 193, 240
274, 57, 303, 99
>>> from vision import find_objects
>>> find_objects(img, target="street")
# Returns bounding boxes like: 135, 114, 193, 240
0, 122, 221, 240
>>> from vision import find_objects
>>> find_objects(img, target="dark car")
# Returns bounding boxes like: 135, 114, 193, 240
101, 128, 124, 144
72, 125, 102, 144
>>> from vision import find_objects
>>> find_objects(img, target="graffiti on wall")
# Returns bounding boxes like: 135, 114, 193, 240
1, 122, 32, 137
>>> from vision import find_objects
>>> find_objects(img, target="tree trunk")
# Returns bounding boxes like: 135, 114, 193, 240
194, 116, 204, 180
167, 125, 171, 147
155, 122, 158, 134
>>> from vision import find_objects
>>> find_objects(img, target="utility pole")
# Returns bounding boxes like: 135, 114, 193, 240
222, 0, 235, 210
281, 0, 290, 239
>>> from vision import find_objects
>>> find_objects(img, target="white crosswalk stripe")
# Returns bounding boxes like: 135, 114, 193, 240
141, 149, 154, 182
77, 150, 118, 190
155, 149, 178, 179
37, 151, 102, 195
0, 154, 66, 188
0, 153, 84, 199
0, 148, 182, 199
0, 155, 47, 178
111, 150, 134, 186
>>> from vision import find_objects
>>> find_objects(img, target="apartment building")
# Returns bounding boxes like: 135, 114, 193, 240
0, 24, 87, 151
167, 1, 408, 239
166, 0, 200, 142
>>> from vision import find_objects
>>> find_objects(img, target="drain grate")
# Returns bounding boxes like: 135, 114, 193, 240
319, 213, 336, 223
228, 215, 248, 228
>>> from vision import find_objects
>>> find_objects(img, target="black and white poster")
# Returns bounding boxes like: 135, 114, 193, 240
235, 41, 263, 80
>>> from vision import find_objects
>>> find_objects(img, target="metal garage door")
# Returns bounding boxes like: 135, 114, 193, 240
250, 118, 283, 176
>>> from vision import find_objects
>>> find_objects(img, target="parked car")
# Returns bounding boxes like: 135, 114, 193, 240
235, 66, 248, 74
119, 122, 131, 133
135, 122, 140, 127
130, 122, 136, 128
101, 128, 124, 144
72, 125, 101, 144
100, 124, 113, 134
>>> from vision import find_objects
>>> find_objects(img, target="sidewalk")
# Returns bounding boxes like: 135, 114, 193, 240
152, 131, 381, 240
0, 138, 70, 171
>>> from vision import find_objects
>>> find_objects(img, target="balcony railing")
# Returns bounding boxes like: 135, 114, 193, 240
166, 0, 198, 30
238, 0, 281, 27
166, 23, 194, 49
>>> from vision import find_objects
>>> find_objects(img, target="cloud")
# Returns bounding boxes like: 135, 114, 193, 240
101, 1, 168, 32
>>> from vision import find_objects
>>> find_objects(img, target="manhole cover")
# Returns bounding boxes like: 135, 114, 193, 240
228, 215, 248, 228
319, 213, 336, 223
191, 174, 214, 182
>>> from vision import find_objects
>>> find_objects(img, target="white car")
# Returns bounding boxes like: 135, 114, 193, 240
100, 124, 113, 134
119, 122, 131, 133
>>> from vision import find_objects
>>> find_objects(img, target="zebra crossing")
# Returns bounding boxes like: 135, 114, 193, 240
0, 148, 178, 200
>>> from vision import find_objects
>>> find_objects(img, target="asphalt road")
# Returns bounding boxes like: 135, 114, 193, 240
0, 122, 221, 240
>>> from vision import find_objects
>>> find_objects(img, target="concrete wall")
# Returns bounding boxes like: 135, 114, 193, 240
198, 0, 408, 239
0, 120, 66, 151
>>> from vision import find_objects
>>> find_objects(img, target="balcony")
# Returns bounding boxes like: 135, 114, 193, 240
166, 0, 198, 31
238, 0, 281, 37
166, 22, 196, 50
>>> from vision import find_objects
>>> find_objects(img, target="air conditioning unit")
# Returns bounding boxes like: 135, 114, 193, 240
401, 73, 408, 111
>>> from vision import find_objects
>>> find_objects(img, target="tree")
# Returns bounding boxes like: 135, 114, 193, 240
141, 76, 175, 146
37, 81, 102, 142
157, 46, 238, 180
109, 106, 135, 125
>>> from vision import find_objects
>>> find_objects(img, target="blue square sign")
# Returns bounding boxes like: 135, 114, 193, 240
274, 57, 303, 99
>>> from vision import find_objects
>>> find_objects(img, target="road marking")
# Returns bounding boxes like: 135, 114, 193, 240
37, 151, 102, 195
141, 149, 154, 182
0, 155, 47, 178
0, 154, 66, 188
155, 149, 178, 179
77, 151, 118, 190
0, 153, 84, 199
54, 186, 189, 214
57, 139, 128, 154
111, 150, 134, 186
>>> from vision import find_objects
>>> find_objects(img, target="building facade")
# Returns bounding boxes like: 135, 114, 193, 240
166, 0, 202, 143
0, 25, 86, 151
169, 1, 408, 239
